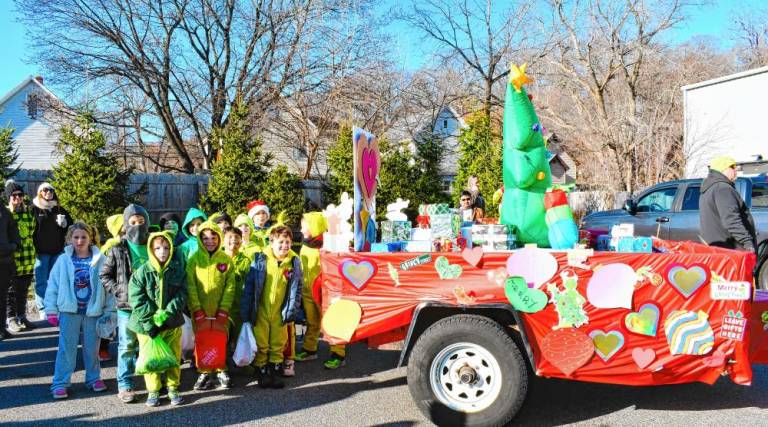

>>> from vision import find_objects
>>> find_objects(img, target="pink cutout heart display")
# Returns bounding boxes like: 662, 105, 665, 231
338, 258, 378, 291
462, 246, 484, 267
354, 130, 380, 210
664, 262, 710, 299
632, 348, 656, 369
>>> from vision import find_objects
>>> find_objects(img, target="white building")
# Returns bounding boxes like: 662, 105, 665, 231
0, 76, 66, 170
682, 66, 768, 178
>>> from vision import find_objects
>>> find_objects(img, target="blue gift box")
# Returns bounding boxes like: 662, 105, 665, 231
596, 235, 613, 251
371, 242, 404, 253
617, 236, 635, 253
633, 237, 652, 253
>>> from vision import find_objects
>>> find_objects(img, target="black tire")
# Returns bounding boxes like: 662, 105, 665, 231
758, 259, 768, 290
407, 314, 528, 427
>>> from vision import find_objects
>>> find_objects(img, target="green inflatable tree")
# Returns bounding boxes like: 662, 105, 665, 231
500, 64, 552, 247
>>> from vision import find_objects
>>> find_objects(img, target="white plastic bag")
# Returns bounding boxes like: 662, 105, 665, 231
181, 314, 195, 353
96, 313, 118, 339
232, 322, 257, 367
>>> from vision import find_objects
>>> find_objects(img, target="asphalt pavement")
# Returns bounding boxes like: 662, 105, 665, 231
1, 322, 768, 426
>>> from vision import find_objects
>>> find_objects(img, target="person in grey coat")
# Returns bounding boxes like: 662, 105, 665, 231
699, 156, 757, 252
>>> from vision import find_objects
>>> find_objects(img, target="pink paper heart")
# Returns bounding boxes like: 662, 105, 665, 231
339, 258, 378, 291
361, 147, 379, 198
632, 347, 656, 369
462, 246, 483, 267
702, 349, 726, 368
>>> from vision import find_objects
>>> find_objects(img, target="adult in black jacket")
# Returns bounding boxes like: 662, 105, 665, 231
699, 156, 757, 252
99, 204, 149, 403
0, 202, 21, 340
30, 182, 71, 316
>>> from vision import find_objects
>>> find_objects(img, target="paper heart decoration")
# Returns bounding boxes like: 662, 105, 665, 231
462, 246, 484, 267
216, 263, 228, 272
540, 328, 595, 376
586, 263, 636, 309
486, 267, 507, 286
354, 129, 380, 210
702, 349, 726, 368
505, 276, 547, 313
506, 247, 559, 288
623, 302, 662, 337
589, 330, 625, 362
632, 347, 656, 369
664, 262, 710, 299
435, 256, 462, 280
339, 258, 378, 290
322, 299, 362, 342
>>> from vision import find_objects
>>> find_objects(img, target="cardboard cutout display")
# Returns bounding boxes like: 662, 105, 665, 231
500, 64, 552, 247
586, 263, 637, 309
323, 192, 354, 252
353, 127, 380, 251
505, 246, 558, 288
322, 299, 363, 342
540, 328, 595, 376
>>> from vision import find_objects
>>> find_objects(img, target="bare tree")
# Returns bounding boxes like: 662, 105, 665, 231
732, 8, 768, 69
396, 0, 550, 120
17, 0, 374, 172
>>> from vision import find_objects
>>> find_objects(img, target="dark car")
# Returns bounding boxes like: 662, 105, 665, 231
581, 176, 768, 288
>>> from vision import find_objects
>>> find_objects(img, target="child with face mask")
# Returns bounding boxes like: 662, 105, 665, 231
99, 204, 150, 404
128, 231, 188, 407
186, 221, 237, 390
241, 226, 303, 389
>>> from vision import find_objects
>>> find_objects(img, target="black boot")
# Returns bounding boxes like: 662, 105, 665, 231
258, 365, 272, 389
269, 363, 285, 389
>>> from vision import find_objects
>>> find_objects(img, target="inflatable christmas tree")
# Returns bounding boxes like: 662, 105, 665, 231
500, 64, 552, 247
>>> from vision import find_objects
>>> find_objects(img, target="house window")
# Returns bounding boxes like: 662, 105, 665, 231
441, 177, 454, 193
443, 119, 448, 129
27, 93, 39, 119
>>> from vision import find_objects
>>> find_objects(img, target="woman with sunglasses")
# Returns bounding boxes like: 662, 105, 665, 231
458, 190, 484, 224
31, 182, 72, 320
4, 180, 36, 335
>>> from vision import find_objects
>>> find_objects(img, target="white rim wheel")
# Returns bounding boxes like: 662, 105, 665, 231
429, 342, 503, 413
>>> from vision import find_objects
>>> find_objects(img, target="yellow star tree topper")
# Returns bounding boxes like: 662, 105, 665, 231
509, 63, 533, 93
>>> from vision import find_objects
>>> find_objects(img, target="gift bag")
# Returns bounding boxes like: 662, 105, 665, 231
96, 313, 118, 339
195, 328, 228, 371
181, 314, 195, 353
135, 335, 180, 375
232, 322, 257, 367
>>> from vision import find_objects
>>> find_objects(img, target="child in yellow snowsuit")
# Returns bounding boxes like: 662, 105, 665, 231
241, 226, 303, 389
294, 212, 346, 369
186, 221, 237, 390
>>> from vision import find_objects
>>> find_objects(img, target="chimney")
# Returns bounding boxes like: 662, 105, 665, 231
34, 76, 44, 85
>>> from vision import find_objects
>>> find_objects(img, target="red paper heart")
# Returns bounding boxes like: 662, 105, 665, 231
702, 349, 726, 367
461, 246, 484, 267
217, 263, 228, 272
541, 329, 594, 376
631, 347, 656, 369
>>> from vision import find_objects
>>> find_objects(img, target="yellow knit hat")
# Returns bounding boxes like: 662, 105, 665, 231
106, 214, 124, 238
709, 156, 737, 173
302, 212, 328, 239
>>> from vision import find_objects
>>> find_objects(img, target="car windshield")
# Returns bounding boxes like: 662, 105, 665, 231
636, 187, 676, 213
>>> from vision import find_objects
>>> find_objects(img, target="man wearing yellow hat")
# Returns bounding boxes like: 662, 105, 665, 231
699, 156, 757, 252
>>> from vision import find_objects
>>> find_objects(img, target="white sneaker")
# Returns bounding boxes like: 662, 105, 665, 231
38, 311, 47, 321
282, 359, 295, 377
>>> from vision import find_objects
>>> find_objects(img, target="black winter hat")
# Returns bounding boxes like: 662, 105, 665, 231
4, 180, 24, 199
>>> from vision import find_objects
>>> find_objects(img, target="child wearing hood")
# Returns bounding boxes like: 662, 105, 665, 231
99, 204, 151, 404
128, 231, 187, 407
222, 227, 252, 353
187, 221, 237, 390
209, 212, 233, 230
97, 213, 124, 362
46, 222, 115, 399
178, 207, 207, 260
234, 213, 259, 256
295, 212, 346, 369
241, 226, 303, 389
158, 213, 185, 247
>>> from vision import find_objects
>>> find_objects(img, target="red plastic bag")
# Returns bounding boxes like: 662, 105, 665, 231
194, 328, 228, 370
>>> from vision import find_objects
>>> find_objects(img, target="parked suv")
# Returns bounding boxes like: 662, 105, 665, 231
581, 176, 768, 288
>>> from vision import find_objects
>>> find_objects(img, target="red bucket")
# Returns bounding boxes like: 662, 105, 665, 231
194, 328, 228, 370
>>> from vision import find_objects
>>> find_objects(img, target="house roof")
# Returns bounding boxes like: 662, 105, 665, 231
0, 76, 61, 108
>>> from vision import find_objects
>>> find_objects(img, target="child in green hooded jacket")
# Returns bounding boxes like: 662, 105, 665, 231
128, 231, 187, 407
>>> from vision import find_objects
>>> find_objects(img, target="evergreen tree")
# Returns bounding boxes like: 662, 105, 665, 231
412, 137, 451, 205
0, 126, 20, 181
261, 165, 306, 227
453, 113, 503, 215
324, 124, 354, 203
52, 113, 135, 230
201, 101, 272, 217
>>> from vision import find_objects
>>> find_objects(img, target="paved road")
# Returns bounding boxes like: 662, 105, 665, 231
1, 323, 768, 426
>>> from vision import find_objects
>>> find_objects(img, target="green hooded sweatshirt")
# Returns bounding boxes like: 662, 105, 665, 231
186, 221, 237, 317
127, 231, 188, 335
179, 207, 208, 261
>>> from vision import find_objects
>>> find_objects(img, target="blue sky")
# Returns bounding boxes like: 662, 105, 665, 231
0, 0, 752, 97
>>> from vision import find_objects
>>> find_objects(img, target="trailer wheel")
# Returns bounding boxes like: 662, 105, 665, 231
758, 259, 768, 290
407, 314, 528, 427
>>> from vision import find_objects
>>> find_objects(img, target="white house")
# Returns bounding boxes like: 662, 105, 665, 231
0, 76, 66, 170
682, 66, 768, 178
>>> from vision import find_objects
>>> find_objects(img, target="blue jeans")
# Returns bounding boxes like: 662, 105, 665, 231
116, 310, 138, 391
51, 313, 100, 391
34, 253, 61, 311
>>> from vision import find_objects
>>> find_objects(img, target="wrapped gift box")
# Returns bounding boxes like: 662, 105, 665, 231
596, 235, 613, 251
381, 220, 412, 243
404, 240, 432, 252
371, 242, 404, 253
431, 214, 459, 239
616, 236, 652, 253
411, 227, 433, 241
